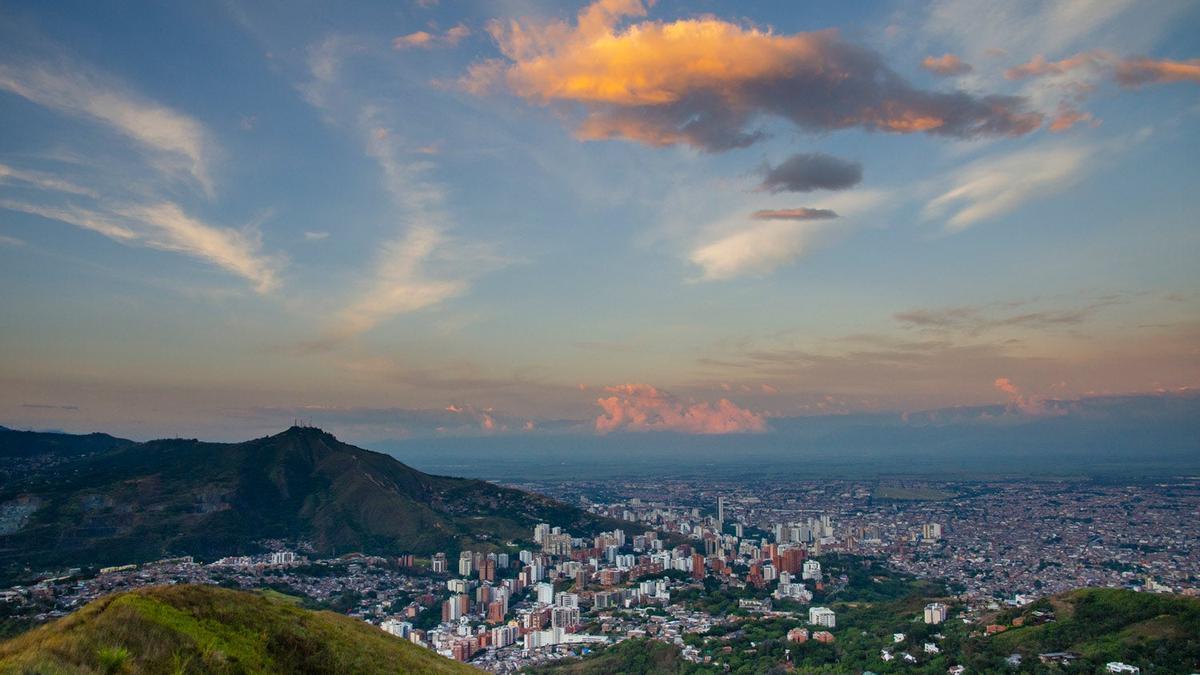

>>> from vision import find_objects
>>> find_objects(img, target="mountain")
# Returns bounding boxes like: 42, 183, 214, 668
0, 426, 619, 582
0, 584, 472, 674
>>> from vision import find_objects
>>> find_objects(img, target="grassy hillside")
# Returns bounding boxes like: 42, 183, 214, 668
0, 584, 472, 674
0, 426, 621, 582
965, 587, 1200, 671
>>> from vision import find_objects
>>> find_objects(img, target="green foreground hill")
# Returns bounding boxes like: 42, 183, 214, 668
0, 584, 473, 674
0, 426, 620, 582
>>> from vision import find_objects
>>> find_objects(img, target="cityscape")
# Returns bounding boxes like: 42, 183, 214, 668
1, 0, 1198, 671
2, 474, 1195, 672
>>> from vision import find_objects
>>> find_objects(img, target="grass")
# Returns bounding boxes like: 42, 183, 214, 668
0, 584, 474, 674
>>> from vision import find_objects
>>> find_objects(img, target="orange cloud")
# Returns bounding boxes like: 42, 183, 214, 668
467, 0, 1041, 150
1047, 104, 1095, 132
1005, 52, 1107, 80
921, 53, 972, 76
1115, 57, 1200, 87
394, 24, 470, 50
594, 383, 767, 434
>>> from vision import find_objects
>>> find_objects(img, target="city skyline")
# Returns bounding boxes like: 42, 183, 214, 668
2, 0, 1199, 441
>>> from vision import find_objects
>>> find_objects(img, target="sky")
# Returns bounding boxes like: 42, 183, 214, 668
0, 0, 1198, 442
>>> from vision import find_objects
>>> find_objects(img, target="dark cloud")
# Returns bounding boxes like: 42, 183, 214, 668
759, 153, 863, 193
21, 403, 80, 411
751, 207, 839, 220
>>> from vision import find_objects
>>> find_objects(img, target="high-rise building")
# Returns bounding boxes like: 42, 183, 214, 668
431, 552, 447, 574
691, 553, 705, 580
717, 496, 725, 526
802, 559, 822, 581
809, 606, 836, 628
922, 523, 943, 541
924, 602, 948, 624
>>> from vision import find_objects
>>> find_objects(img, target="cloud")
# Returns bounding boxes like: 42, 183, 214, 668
994, 377, 1063, 416
393, 24, 470, 50
1005, 51, 1107, 80
1114, 57, 1200, 87
689, 218, 828, 281
0, 162, 98, 198
751, 208, 838, 221
304, 231, 330, 241
923, 143, 1092, 231
759, 153, 862, 193
0, 61, 214, 195
0, 234, 24, 247
1047, 104, 1094, 132
1005, 51, 1200, 88
594, 383, 767, 434
328, 225, 466, 342
0, 199, 281, 292
921, 53, 972, 76
688, 189, 886, 281
894, 301, 1109, 336
467, 0, 1042, 151
20, 403, 79, 411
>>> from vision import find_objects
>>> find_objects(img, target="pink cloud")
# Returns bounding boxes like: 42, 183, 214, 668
594, 384, 767, 434
1047, 103, 1096, 132
994, 377, 1064, 417
921, 53, 972, 76
1115, 57, 1200, 87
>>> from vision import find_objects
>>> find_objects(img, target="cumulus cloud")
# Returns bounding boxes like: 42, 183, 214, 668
594, 384, 767, 434
751, 208, 838, 221
924, 143, 1092, 231
921, 53, 972, 76
0, 199, 281, 292
0, 61, 214, 195
994, 377, 1064, 416
759, 153, 862, 193
467, 0, 1042, 151
393, 24, 470, 50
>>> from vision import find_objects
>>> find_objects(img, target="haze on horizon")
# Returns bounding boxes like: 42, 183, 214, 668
1, 0, 1198, 443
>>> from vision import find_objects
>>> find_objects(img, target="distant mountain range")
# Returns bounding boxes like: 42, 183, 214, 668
0, 426, 618, 583
0, 584, 472, 673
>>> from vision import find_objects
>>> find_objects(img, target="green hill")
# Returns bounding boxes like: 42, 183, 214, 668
0, 584, 472, 674
0, 426, 619, 582
966, 587, 1200, 671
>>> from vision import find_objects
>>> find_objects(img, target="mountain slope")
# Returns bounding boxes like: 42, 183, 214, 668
0, 426, 618, 581
0, 584, 472, 674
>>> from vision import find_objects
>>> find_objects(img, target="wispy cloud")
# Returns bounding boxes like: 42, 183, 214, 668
924, 143, 1092, 231
0, 199, 281, 292
0, 60, 215, 195
0, 162, 98, 198
688, 189, 887, 281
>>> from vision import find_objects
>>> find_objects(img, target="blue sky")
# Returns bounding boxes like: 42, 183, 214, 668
1, 0, 1197, 441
